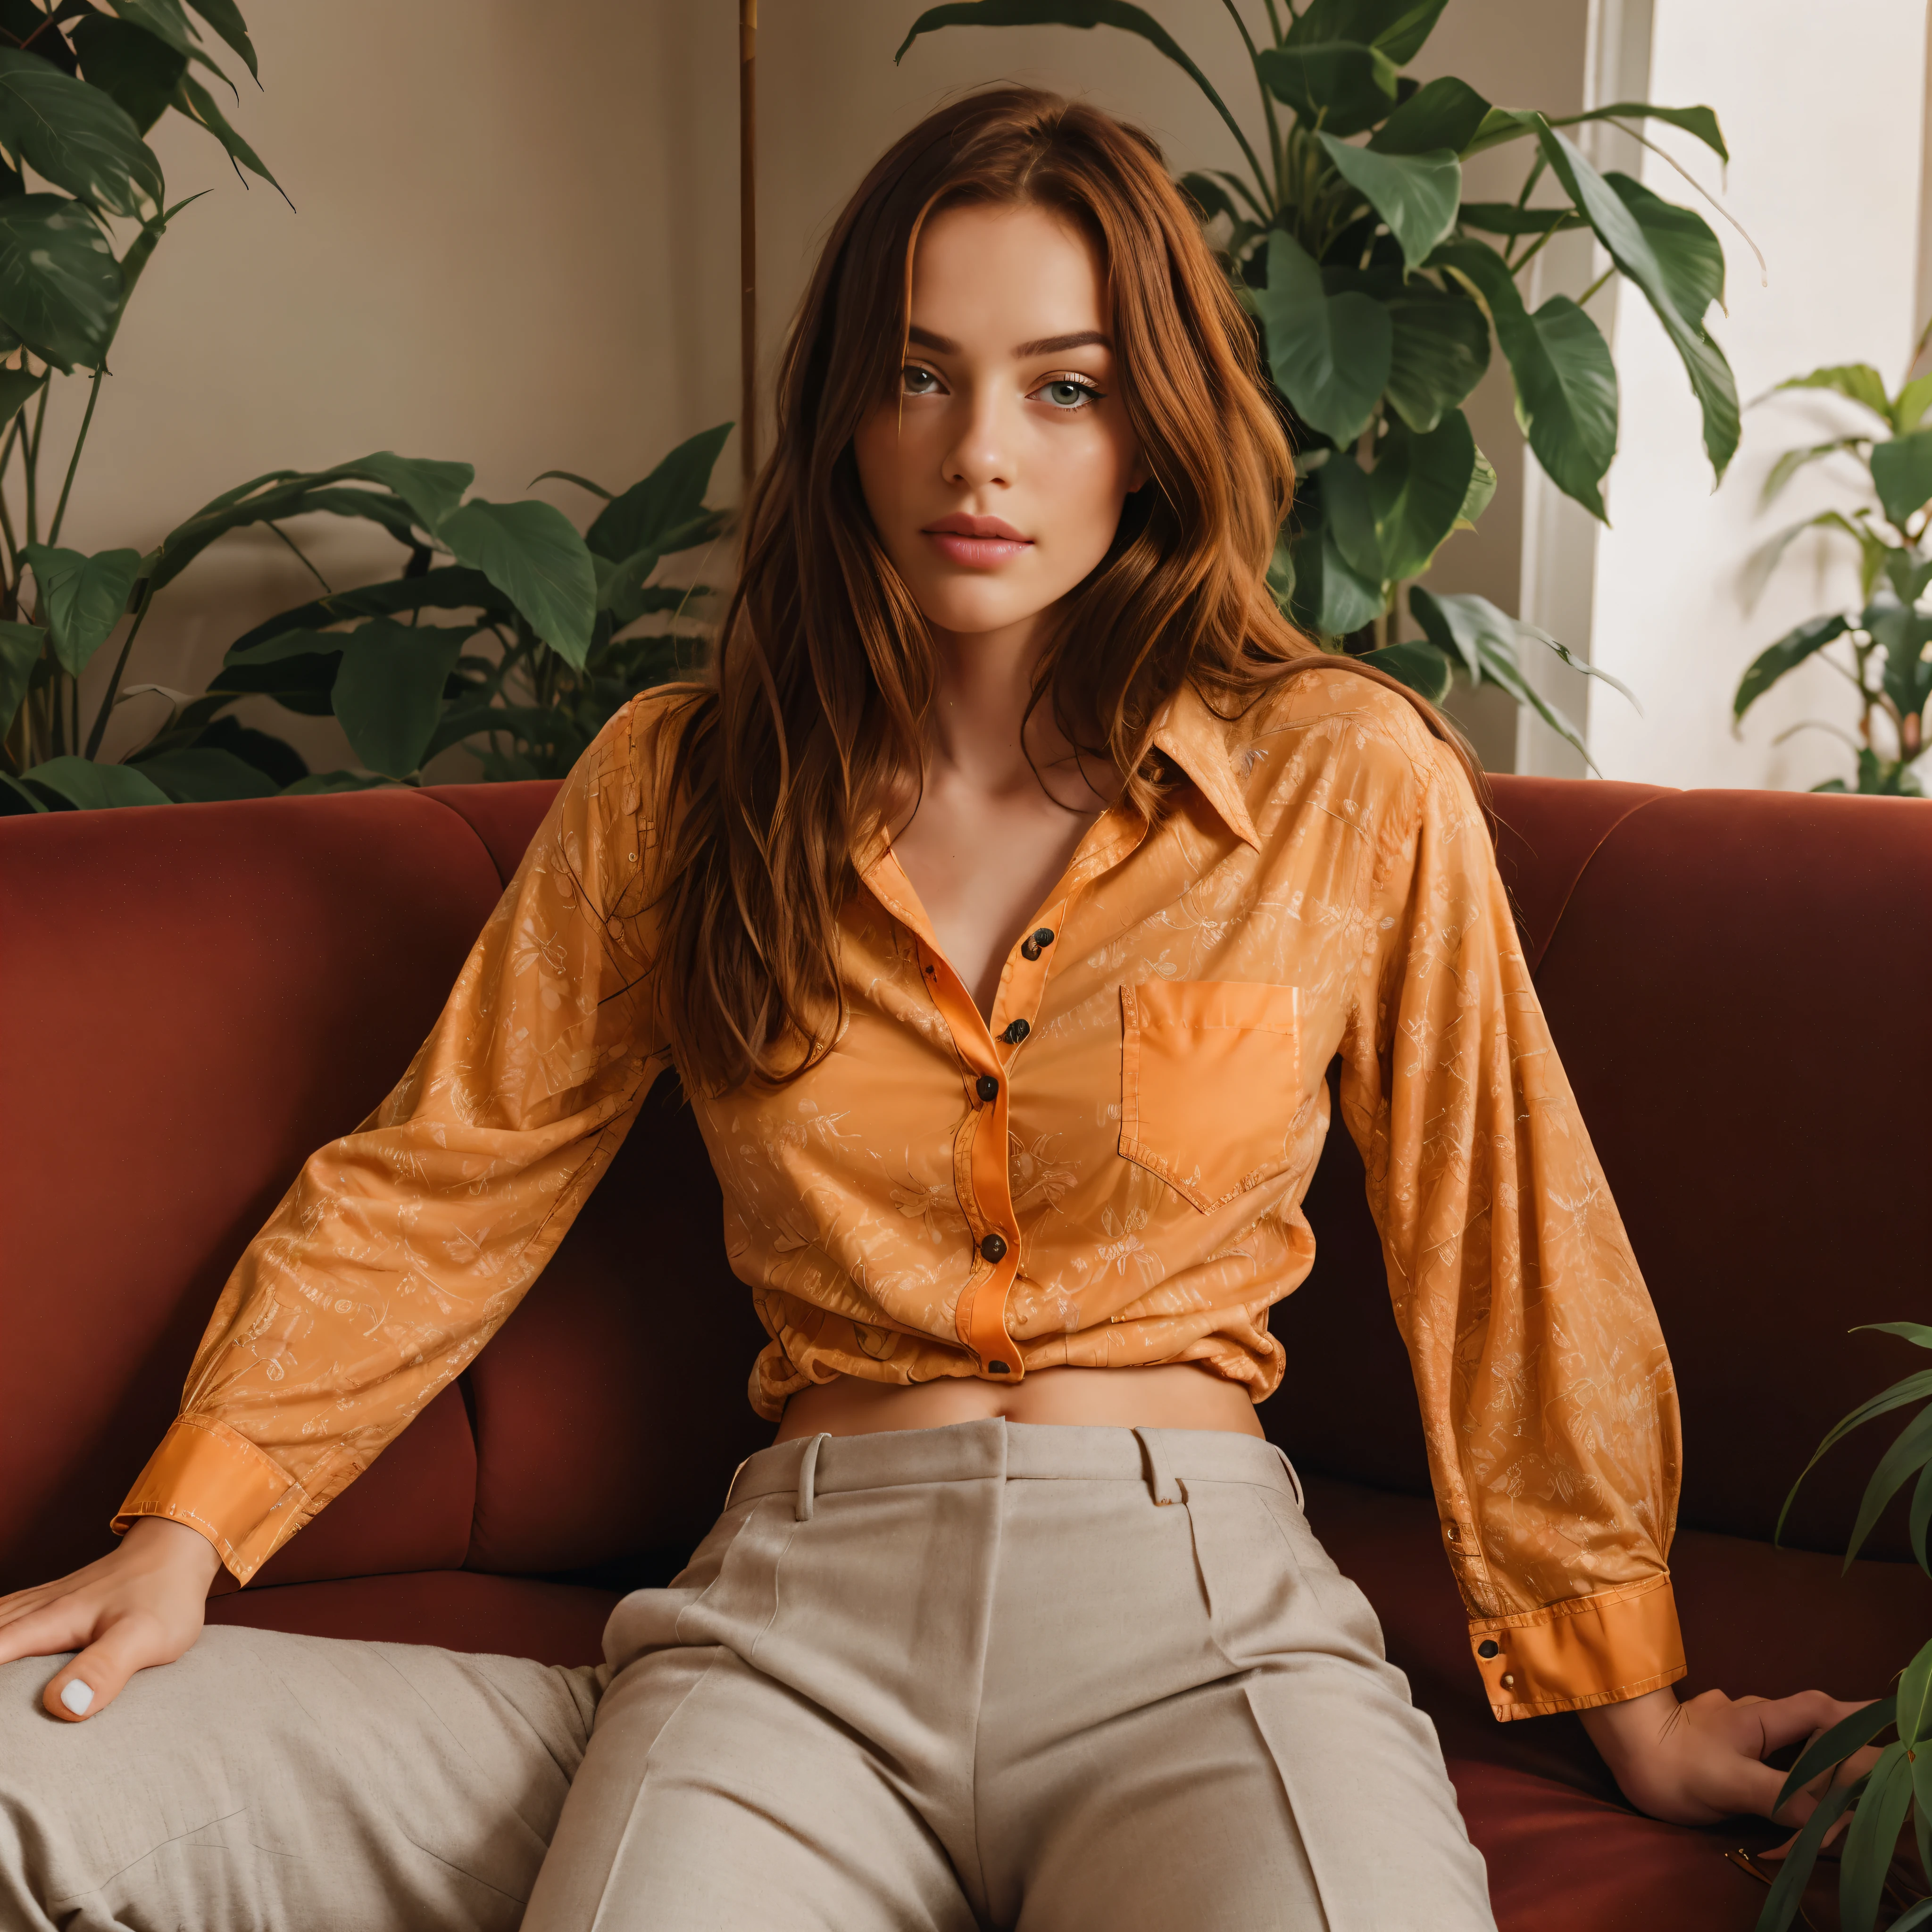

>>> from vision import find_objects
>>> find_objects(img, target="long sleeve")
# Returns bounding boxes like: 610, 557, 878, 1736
1338, 736, 1685, 1721
115, 696, 676, 1582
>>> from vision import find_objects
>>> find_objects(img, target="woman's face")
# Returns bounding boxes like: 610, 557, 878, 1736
853, 200, 1148, 646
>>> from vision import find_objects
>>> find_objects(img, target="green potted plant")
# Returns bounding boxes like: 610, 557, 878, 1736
1754, 1322, 1932, 1932
1733, 350, 1932, 796
0, 0, 278, 796
898, 0, 1736, 759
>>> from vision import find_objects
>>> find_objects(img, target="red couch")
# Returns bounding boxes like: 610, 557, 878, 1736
5, 774, 1927, 1929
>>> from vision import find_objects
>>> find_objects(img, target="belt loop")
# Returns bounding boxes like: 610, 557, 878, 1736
1134, 1427, 1182, 1506
794, 1432, 829, 1522
1271, 1442, 1306, 1512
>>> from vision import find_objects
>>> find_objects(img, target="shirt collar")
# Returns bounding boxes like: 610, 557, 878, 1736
1150, 682, 1262, 853
852, 678, 1263, 879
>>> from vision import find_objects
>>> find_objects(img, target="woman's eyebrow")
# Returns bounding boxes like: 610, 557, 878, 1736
904, 325, 1114, 358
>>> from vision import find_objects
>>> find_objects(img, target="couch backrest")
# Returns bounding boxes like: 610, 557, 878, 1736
3, 772, 1925, 1594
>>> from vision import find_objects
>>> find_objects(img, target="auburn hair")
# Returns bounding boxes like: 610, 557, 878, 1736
651, 85, 1482, 1096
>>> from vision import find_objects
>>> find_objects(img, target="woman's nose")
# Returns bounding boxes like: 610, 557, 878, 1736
941, 388, 1015, 490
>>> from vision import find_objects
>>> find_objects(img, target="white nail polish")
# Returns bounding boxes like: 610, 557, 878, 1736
58, 1679, 93, 1715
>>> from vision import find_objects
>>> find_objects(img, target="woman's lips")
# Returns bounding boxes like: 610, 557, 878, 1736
923, 530, 1032, 567
920, 518, 1033, 569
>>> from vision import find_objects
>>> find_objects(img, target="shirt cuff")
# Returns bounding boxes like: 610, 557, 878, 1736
112, 1416, 311, 1585
1468, 1573, 1687, 1721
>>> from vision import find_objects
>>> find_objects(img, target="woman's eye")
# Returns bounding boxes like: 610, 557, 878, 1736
901, 365, 941, 395
1037, 377, 1099, 411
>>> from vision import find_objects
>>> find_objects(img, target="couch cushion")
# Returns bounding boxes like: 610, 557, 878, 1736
204, 1570, 616, 1666
461, 1077, 773, 1578
0, 790, 503, 1591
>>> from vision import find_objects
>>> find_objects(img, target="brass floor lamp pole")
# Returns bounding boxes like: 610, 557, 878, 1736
739, 0, 757, 495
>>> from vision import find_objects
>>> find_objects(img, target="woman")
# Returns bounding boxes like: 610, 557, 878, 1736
0, 88, 1862, 1932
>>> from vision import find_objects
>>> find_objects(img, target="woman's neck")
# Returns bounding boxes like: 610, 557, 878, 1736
923, 613, 1114, 815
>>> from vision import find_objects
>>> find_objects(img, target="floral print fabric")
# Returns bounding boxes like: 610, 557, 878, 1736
117, 669, 1685, 1717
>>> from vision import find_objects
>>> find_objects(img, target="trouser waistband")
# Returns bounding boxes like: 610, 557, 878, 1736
726, 1418, 1304, 1523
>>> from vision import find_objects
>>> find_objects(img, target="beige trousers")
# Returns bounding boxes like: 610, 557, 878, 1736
0, 1421, 1494, 1931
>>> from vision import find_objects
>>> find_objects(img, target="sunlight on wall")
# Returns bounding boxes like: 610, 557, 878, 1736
1586, 0, 1931, 790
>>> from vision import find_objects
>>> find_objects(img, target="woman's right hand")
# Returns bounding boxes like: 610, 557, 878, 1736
0, 1517, 222, 1721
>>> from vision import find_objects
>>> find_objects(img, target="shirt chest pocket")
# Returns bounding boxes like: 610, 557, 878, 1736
1118, 980, 1301, 1212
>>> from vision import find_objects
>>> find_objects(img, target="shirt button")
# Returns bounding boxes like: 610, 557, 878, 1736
1002, 1018, 1029, 1044
1019, 927, 1054, 961
975, 1074, 999, 1104
1476, 1640, 1500, 1659
987, 1359, 1010, 1374
979, 1232, 1008, 1264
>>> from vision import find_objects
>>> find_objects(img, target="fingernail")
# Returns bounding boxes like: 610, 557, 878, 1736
58, 1679, 93, 1715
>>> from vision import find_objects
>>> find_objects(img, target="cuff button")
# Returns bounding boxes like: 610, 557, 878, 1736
1500, 1673, 1516, 1689
1476, 1639, 1500, 1659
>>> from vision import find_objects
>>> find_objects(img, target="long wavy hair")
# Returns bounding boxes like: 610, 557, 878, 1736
651, 86, 1482, 1095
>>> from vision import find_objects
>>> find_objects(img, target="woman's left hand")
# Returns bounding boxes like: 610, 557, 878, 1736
1579, 1685, 1882, 1826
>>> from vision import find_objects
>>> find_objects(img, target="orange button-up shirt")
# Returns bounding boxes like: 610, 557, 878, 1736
118, 668, 1685, 1721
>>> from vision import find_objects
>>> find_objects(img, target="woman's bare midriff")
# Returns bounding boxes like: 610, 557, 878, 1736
773, 1361, 1266, 1442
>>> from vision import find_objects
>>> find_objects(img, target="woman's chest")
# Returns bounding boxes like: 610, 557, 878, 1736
688, 812, 1378, 1238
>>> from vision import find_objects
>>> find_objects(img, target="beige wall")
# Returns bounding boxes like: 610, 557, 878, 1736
63, 0, 1585, 776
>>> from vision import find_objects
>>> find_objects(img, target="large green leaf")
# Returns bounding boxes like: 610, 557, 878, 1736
1257, 42, 1399, 138
1534, 122, 1738, 480
1892, 371, 1932, 435
895, 3, 1267, 187
438, 498, 597, 669
1318, 450, 1382, 582
1606, 171, 1724, 328
1840, 1741, 1916, 1932
132, 743, 277, 800
1866, 596, 1932, 721
0, 359, 44, 429
329, 619, 466, 778
1287, 504, 1384, 638
1733, 614, 1849, 720
150, 458, 473, 595
1361, 637, 1452, 700
1383, 281, 1489, 432
1774, 1693, 1900, 1815
1870, 429, 1932, 530
0, 195, 121, 371
1770, 362, 1892, 424
1258, 229, 1391, 444
228, 565, 505, 656
1899, 1633, 1932, 1748
1317, 133, 1459, 271
1454, 202, 1587, 238
184, 0, 258, 81
350, 451, 473, 533
1369, 408, 1475, 580
0, 50, 163, 219
583, 421, 732, 561
1369, 75, 1490, 155
1549, 100, 1728, 163
22, 752, 170, 808
169, 73, 280, 196
1287, 0, 1450, 66
0, 616, 42, 731
1408, 586, 1613, 767
71, 17, 186, 136
1840, 1400, 1932, 1568
23, 541, 141, 675
1434, 239, 1616, 519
